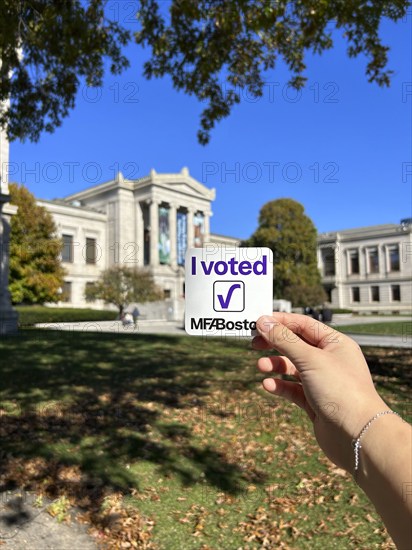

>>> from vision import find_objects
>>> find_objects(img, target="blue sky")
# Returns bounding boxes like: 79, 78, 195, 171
9, 9, 412, 240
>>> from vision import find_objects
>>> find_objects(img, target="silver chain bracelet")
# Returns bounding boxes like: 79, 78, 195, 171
352, 410, 402, 478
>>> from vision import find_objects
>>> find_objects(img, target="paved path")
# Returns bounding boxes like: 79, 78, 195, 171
330, 314, 411, 326
343, 333, 411, 349
34, 317, 412, 348
35, 319, 184, 335
0, 490, 97, 550
331, 315, 411, 348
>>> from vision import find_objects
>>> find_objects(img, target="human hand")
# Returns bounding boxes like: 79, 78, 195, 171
253, 312, 387, 472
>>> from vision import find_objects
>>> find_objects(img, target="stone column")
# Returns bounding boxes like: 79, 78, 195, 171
335, 234, 344, 308
136, 201, 144, 266
150, 199, 159, 267
204, 210, 211, 241
187, 207, 194, 249
379, 244, 386, 276
169, 202, 177, 268
0, 115, 18, 334
360, 246, 366, 278
0, 199, 18, 334
317, 247, 322, 273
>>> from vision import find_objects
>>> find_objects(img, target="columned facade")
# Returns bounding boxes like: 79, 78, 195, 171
51, 166, 219, 313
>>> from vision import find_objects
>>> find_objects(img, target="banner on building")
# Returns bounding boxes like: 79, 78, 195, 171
177, 211, 187, 266
193, 212, 204, 248
158, 206, 170, 264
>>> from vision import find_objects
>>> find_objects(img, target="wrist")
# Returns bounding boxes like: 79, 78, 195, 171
352, 415, 412, 550
343, 395, 388, 443
353, 412, 407, 486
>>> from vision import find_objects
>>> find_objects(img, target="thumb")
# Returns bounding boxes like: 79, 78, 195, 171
256, 315, 317, 369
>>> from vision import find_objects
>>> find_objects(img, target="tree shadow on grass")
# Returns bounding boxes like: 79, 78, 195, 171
0, 329, 266, 532
363, 346, 412, 400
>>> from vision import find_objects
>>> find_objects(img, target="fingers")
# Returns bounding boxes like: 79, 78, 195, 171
257, 355, 300, 379
256, 315, 317, 367
252, 334, 274, 350
259, 312, 341, 350
262, 378, 315, 422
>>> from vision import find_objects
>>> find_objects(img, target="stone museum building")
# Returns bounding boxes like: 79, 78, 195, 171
36, 167, 239, 316
317, 222, 411, 314
38, 172, 412, 316
0, 116, 411, 323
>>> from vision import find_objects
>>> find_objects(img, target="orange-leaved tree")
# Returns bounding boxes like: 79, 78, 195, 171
9, 183, 65, 304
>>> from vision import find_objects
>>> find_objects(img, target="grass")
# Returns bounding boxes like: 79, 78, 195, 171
0, 330, 410, 549
335, 321, 411, 337
15, 305, 118, 326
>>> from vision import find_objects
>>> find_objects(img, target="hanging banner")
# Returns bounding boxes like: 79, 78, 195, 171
177, 211, 187, 266
193, 212, 204, 248
158, 206, 170, 264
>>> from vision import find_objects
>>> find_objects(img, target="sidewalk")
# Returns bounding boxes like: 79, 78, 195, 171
0, 490, 97, 550
35, 319, 184, 335
33, 317, 412, 348
330, 314, 411, 326
343, 333, 411, 349
331, 315, 411, 348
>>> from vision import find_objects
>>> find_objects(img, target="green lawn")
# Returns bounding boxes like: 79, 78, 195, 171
335, 321, 411, 337
0, 330, 410, 549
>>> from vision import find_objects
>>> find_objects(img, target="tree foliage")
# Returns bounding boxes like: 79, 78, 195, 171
0, 0, 130, 142
243, 198, 326, 306
85, 266, 163, 314
0, 0, 409, 144
137, 0, 408, 144
8, 183, 65, 304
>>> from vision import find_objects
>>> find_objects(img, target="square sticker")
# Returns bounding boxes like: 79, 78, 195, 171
185, 246, 273, 337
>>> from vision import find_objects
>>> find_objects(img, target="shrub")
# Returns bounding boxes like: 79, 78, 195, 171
16, 306, 118, 326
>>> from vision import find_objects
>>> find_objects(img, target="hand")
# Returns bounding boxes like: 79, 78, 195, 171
253, 312, 387, 472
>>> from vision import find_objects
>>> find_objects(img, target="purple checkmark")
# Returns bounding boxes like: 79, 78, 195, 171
217, 283, 242, 309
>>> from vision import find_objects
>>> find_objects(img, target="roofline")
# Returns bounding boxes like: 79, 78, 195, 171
209, 232, 241, 241
63, 177, 132, 201
318, 223, 411, 239
63, 169, 216, 202
37, 198, 107, 220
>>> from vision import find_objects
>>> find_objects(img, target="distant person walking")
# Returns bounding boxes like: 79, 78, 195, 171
320, 304, 333, 323
132, 306, 140, 327
122, 312, 134, 327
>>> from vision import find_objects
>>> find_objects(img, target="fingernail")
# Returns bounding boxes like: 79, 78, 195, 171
258, 316, 276, 333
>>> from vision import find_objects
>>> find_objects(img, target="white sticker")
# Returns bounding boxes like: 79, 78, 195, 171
185, 246, 273, 337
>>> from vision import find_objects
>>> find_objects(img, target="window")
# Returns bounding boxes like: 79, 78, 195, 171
391, 285, 401, 301
85, 238, 97, 264
388, 245, 400, 272
62, 234, 73, 263
367, 247, 379, 273
371, 286, 380, 302
61, 281, 72, 302
322, 248, 335, 276
163, 289, 171, 299
348, 250, 359, 274
351, 287, 360, 302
